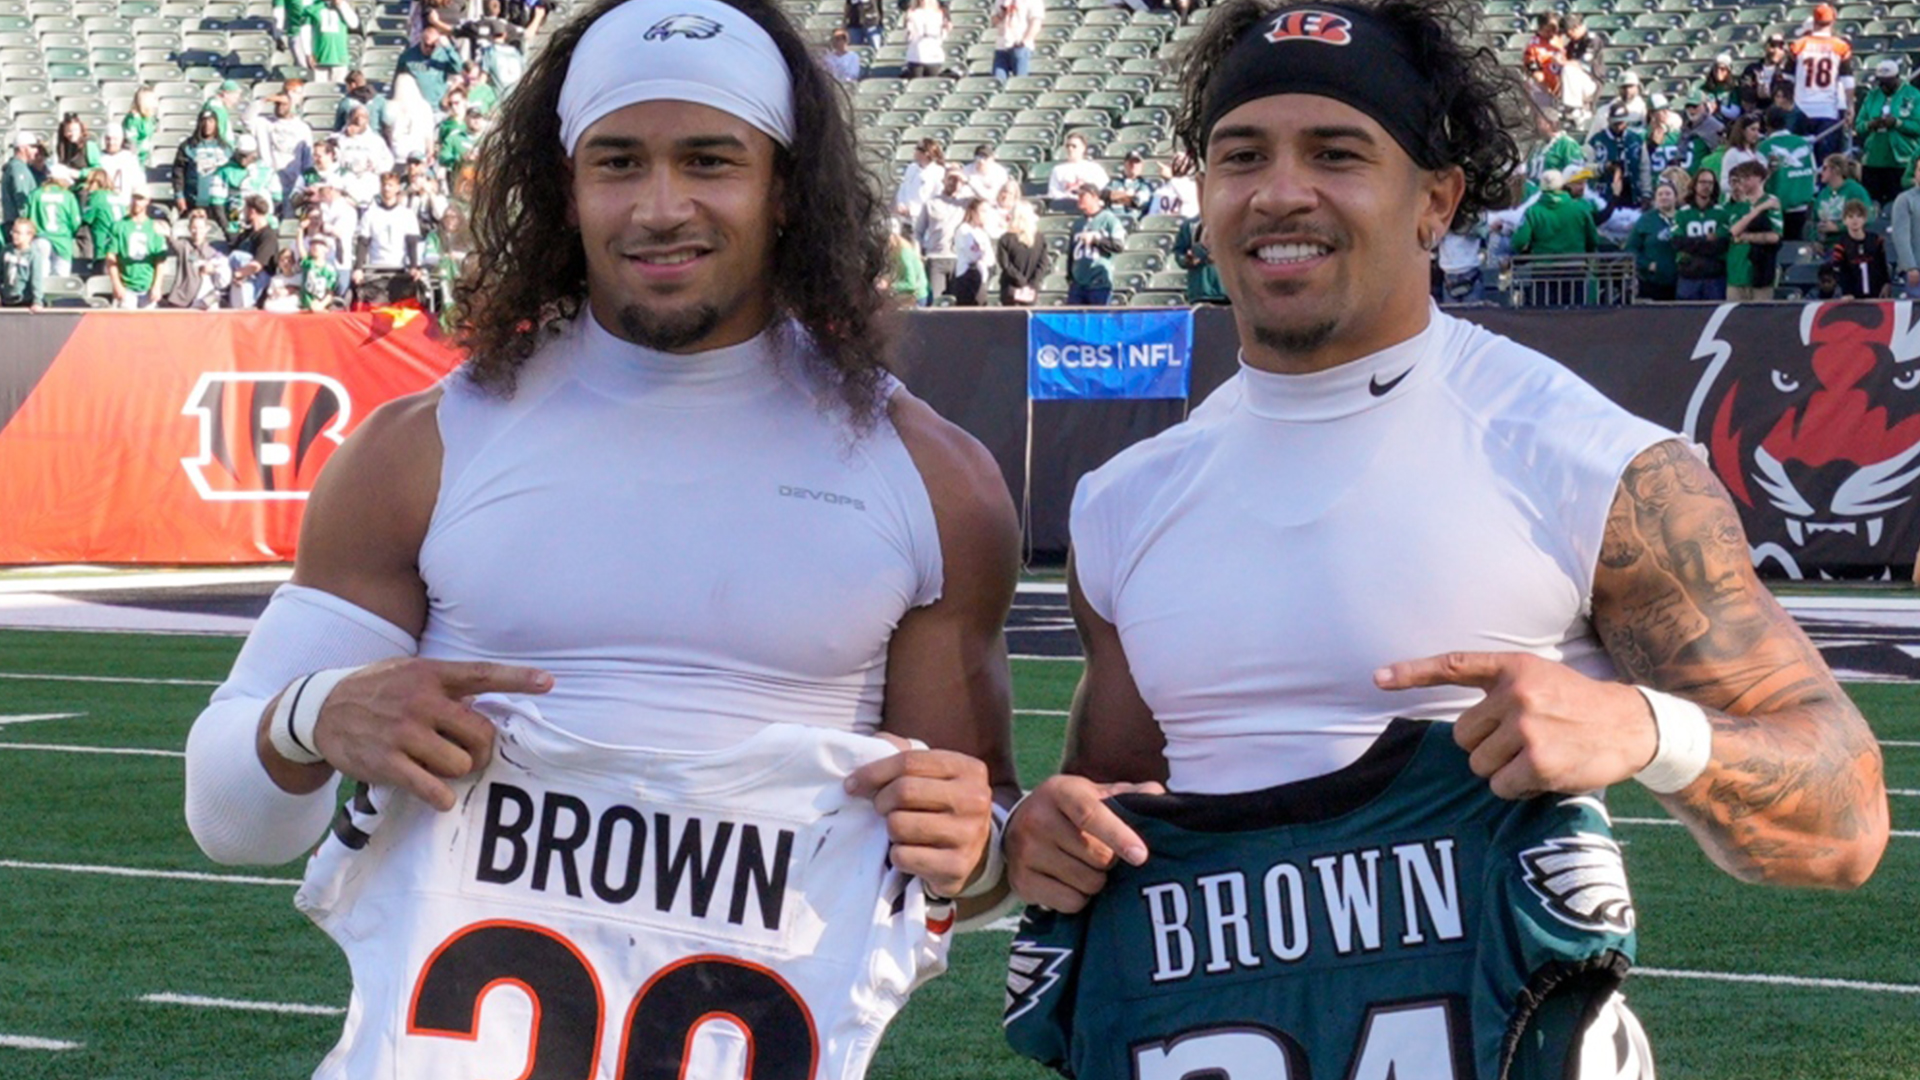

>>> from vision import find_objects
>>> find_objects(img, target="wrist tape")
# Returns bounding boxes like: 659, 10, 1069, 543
266, 667, 360, 766
1632, 686, 1713, 794
930, 801, 1009, 902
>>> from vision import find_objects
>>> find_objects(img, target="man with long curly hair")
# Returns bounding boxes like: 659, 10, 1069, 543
1002, 1, 1887, 1076
183, 0, 1020, 1073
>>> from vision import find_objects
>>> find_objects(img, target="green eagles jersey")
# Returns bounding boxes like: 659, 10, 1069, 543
298, 256, 337, 308
26, 185, 79, 259
1005, 721, 1639, 1080
109, 216, 169, 292
311, 0, 353, 66
1725, 199, 1783, 288
1672, 203, 1730, 279
1759, 132, 1818, 211
123, 113, 158, 167
1815, 179, 1874, 233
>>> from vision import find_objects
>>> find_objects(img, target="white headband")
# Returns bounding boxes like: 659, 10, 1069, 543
557, 0, 796, 155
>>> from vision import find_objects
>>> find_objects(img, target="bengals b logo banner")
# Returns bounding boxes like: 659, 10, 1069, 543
181, 373, 353, 501
0, 311, 461, 562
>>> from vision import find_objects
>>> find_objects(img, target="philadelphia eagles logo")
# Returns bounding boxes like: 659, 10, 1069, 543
644, 14, 724, 39
1005, 940, 1073, 1025
1518, 831, 1636, 935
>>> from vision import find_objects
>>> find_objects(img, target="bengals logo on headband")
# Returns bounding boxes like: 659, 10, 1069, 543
1263, 9, 1354, 45
644, 14, 724, 40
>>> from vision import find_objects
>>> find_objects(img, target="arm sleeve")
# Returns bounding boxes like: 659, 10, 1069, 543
183, 583, 418, 865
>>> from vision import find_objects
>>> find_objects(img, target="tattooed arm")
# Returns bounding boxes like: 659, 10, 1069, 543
1377, 439, 1887, 889
1590, 439, 1887, 887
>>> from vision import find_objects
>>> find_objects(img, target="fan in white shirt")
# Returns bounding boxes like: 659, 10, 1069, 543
1045, 133, 1109, 209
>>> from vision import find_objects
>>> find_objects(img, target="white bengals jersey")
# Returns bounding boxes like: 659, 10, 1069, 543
295, 699, 953, 1080
1790, 31, 1855, 118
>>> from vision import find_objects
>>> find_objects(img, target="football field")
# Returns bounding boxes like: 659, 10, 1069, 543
0, 588, 1918, 1078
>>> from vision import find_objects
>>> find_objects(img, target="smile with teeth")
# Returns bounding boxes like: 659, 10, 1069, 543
631, 250, 703, 265
1255, 242, 1332, 264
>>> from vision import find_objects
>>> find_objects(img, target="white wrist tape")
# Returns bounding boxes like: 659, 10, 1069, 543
1632, 686, 1713, 794
266, 667, 361, 767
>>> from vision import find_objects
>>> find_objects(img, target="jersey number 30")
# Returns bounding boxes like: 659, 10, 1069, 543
408, 920, 820, 1079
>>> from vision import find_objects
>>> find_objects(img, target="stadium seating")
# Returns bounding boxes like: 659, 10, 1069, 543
0, 0, 1897, 306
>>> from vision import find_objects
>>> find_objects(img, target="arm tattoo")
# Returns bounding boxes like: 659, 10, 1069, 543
1592, 440, 1887, 886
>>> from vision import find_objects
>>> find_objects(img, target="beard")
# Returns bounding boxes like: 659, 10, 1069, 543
1252, 318, 1340, 356
615, 300, 724, 353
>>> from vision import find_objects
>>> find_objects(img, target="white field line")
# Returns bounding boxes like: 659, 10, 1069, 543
1015, 582, 1067, 595
0, 671, 220, 687
0, 860, 297, 887
138, 993, 342, 1017
0, 568, 292, 595
1890, 788, 1920, 797
1015, 708, 1068, 717
0, 713, 81, 726
0, 742, 183, 758
1635, 967, 1920, 995
1882, 740, 1920, 748
0, 1035, 83, 1051
1012, 654, 1078, 663
1617, 816, 1920, 840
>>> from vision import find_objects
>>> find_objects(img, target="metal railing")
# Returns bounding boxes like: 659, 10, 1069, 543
1505, 252, 1638, 308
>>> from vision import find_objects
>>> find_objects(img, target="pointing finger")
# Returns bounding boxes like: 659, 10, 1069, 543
431, 660, 554, 697
1374, 652, 1516, 692
1063, 794, 1149, 867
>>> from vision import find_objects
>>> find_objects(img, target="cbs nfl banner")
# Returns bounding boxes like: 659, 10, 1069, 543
1028, 310, 1193, 401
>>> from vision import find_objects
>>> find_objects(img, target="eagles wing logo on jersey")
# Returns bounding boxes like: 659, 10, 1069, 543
644, 14, 724, 39
1263, 8, 1353, 45
1005, 940, 1073, 1025
1518, 832, 1636, 935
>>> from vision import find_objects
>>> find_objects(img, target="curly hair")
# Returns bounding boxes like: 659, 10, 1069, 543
454, 0, 897, 419
1171, 0, 1526, 226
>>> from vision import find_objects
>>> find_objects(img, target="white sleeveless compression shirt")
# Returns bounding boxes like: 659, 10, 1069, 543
419, 314, 943, 747
1071, 308, 1673, 794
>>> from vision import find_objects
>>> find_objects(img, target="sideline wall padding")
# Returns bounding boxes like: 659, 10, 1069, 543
1, 303, 1911, 579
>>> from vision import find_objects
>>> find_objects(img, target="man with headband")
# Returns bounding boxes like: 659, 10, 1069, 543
183, 0, 1021, 1073
1003, 0, 1886, 1075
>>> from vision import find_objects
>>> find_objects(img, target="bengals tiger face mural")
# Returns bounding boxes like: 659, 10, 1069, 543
1686, 302, 1920, 580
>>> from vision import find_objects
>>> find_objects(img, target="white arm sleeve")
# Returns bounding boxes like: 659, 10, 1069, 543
184, 583, 418, 866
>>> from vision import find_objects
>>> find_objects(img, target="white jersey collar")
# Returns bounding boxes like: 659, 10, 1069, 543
1236, 304, 1444, 422
571, 307, 780, 405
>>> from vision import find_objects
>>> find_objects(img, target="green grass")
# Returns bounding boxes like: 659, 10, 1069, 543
1, 632, 1917, 1078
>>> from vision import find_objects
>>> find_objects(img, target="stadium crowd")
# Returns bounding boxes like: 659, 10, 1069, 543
1485, 0, 1920, 302
5, 0, 1919, 309
0, 0, 540, 310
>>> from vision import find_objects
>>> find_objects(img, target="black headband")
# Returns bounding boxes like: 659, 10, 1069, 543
1198, 4, 1449, 170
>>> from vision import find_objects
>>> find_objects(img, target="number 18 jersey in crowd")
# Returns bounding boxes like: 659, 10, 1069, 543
296, 699, 953, 1080
1005, 720, 1643, 1080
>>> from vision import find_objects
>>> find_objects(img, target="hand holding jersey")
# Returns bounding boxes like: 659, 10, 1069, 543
847, 736, 1003, 900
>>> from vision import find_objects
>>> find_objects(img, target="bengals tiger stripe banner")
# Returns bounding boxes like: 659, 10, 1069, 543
0, 310, 462, 564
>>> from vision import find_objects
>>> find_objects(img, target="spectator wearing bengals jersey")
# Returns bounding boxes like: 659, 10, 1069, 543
1521, 14, 1564, 118
1788, 3, 1856, 163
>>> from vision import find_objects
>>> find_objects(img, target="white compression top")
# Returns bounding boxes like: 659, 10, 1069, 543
418, 313, 943, 747
1071, 307, 1673, 794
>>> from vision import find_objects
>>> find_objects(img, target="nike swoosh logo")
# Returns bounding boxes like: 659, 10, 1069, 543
1369, 368, 1413, 397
